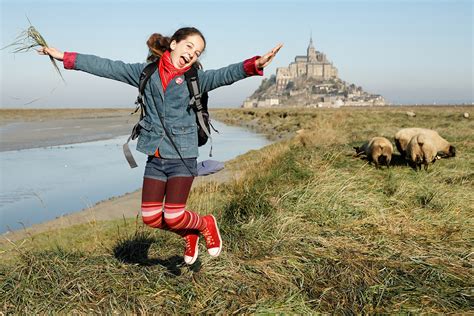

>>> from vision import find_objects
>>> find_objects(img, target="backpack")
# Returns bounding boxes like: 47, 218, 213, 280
123, 60, 216, 169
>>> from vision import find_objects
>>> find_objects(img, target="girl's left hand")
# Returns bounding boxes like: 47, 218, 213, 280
255, 43, 283, 69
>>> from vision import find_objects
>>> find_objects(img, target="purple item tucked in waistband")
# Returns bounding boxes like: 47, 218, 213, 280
197, 160, 224, 176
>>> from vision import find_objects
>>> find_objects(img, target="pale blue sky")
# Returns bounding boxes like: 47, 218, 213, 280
1, 0, 472, 108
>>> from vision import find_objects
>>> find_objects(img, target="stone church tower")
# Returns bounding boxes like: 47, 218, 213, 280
307, 37, 317, 62
276, 37, 338, 92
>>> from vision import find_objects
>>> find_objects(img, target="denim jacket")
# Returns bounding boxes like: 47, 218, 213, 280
64, 52, 261, 158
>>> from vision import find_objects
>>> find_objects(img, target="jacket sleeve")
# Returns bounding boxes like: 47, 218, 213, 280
63, 52, 144, 88
198, 56, 263, 93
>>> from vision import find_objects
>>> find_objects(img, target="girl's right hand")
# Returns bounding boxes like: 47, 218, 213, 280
37, 46, 64, 61
255, 43, 283, 69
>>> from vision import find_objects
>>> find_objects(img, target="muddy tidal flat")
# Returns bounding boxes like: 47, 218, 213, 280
0, 108, 134, 151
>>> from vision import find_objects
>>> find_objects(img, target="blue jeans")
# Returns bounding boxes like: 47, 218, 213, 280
144, 156, 197, 181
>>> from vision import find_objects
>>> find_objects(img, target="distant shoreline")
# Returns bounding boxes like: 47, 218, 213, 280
1, 105, 472, 112
1, 106, 470, 151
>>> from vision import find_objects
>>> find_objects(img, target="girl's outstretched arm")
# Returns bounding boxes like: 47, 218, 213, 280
38, 46, 143, 88
198, 43, 283, 93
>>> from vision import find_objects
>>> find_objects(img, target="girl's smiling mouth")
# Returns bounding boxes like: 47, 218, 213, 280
178, 55, 190, 67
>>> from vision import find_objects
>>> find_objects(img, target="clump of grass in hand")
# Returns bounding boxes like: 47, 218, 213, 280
3, 18, 64, 82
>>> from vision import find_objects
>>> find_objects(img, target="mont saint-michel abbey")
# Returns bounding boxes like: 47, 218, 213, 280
275, 37, 338, 92
243, 37, 385, 108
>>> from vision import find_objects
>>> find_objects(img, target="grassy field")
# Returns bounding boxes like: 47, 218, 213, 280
1, 106, 473, 313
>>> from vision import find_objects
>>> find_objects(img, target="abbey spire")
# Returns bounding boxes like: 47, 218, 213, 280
307, 34, 317, 62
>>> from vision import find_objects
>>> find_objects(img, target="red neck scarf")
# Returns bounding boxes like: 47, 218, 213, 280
158, 50, 190, 91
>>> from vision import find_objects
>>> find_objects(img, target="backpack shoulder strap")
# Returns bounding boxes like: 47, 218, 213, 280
184, 65, 204, 112
184, 65, 213, 156
138, 61, 159, 99
123, 60, 159, 169
132, 60, 159, 117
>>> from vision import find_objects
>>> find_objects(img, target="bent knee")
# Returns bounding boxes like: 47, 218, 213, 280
141, 204, 164, 228
162, 212, 185, 229
142, 214, 164, 228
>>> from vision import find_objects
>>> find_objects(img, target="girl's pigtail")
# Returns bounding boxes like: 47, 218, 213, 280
146, 33, 171, 62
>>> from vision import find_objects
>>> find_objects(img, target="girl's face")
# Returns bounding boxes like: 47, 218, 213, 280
169, 34, 205, 69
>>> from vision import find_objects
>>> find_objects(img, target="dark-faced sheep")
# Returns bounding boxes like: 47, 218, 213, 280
406, 133, 440, 170
394, 128, 456, 158
354, 137, 393, 168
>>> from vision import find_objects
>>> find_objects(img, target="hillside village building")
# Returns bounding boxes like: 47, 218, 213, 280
276, 37, 338, 92
243, 37, 386, 108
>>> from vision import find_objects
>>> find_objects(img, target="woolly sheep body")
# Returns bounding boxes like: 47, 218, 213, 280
395, 128, 426, 157
354, 136, 393, 168
406, 133, 439, 170
394, 128, 456, 158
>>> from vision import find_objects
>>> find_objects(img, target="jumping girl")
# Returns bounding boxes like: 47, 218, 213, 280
39, 27, 282, 265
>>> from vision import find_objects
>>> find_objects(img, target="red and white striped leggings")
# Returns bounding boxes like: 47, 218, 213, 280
141, 176, 207, 233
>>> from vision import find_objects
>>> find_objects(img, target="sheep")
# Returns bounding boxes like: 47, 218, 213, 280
394, 128, 456, 158
406, 133, 440, 170
394, 128, 425, 157
354, 136, 393, 168
429, 131, 457, 158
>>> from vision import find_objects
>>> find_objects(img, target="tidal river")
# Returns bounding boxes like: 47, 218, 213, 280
0, 121, 270, 234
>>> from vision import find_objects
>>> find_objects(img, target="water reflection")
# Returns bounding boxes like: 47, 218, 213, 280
0, 121, 270, 233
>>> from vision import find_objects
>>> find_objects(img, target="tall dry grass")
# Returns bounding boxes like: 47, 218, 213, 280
1, 106, 472, 313
3, 20, 64, 82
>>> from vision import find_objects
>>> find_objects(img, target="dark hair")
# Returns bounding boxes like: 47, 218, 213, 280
146, 27, 206, 62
